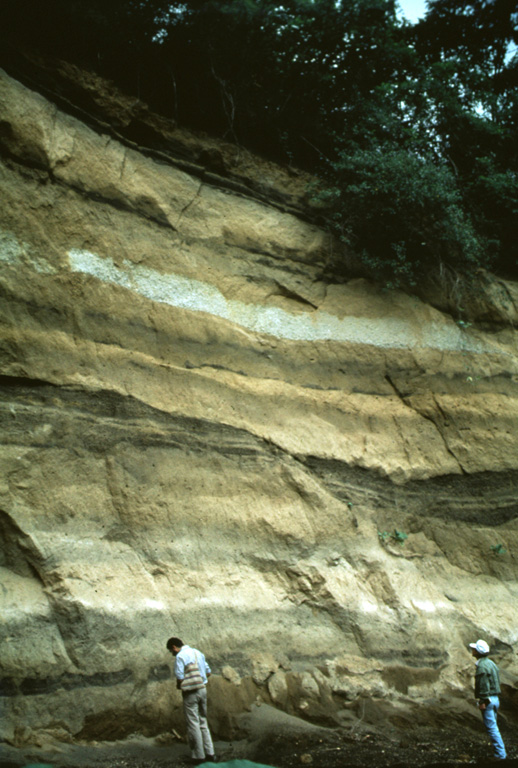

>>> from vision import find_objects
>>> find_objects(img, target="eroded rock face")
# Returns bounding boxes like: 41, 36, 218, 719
1, 66, 518, 747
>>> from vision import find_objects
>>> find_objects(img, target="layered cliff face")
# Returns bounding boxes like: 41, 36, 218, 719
1, 63, 518, 747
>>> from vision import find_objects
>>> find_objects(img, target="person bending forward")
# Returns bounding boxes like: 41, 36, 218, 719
167, 636, 216, 765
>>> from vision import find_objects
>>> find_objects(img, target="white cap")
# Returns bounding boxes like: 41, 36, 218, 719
469, 639, 490, 655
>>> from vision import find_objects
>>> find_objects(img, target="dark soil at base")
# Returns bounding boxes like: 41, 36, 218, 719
250, 725, 516, 768
0, 724, 516, 768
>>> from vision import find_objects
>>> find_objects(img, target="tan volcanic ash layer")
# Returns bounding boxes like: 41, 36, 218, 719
0, 64, 518, 747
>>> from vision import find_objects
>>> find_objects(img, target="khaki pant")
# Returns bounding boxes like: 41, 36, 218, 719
182, 687, 214, 759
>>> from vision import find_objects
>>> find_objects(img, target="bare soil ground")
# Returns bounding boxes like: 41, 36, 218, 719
250, 724, 517, 768
1, 720, 516, 768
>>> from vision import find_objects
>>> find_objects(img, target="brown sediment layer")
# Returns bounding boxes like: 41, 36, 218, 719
0, 64, 517, 746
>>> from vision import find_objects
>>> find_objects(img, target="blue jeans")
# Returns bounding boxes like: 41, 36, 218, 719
481, 695, 506, 760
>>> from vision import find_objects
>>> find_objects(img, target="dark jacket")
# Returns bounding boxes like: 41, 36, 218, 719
475, 656, 501, 700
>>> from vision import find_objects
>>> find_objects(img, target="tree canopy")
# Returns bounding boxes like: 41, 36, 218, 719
1, 0, 517, 290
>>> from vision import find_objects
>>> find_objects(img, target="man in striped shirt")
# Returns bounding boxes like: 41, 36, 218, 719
167, 637, 216, 765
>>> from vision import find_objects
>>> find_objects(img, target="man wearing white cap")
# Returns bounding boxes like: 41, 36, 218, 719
469, 639, 506, 760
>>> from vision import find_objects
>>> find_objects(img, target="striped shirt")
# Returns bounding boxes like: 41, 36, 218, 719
174, 644, 211, 684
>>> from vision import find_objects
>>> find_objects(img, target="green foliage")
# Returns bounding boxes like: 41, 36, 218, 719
490, 543, 507, 556
316, 147, 487, 288
392, 529, 408, 545
378, 529, 408, 545
411, 0, 518, 278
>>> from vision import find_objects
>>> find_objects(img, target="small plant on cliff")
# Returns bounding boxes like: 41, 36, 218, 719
490, 543, 506, 556
391, 529, 408, 545
378, 529, 408, 546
